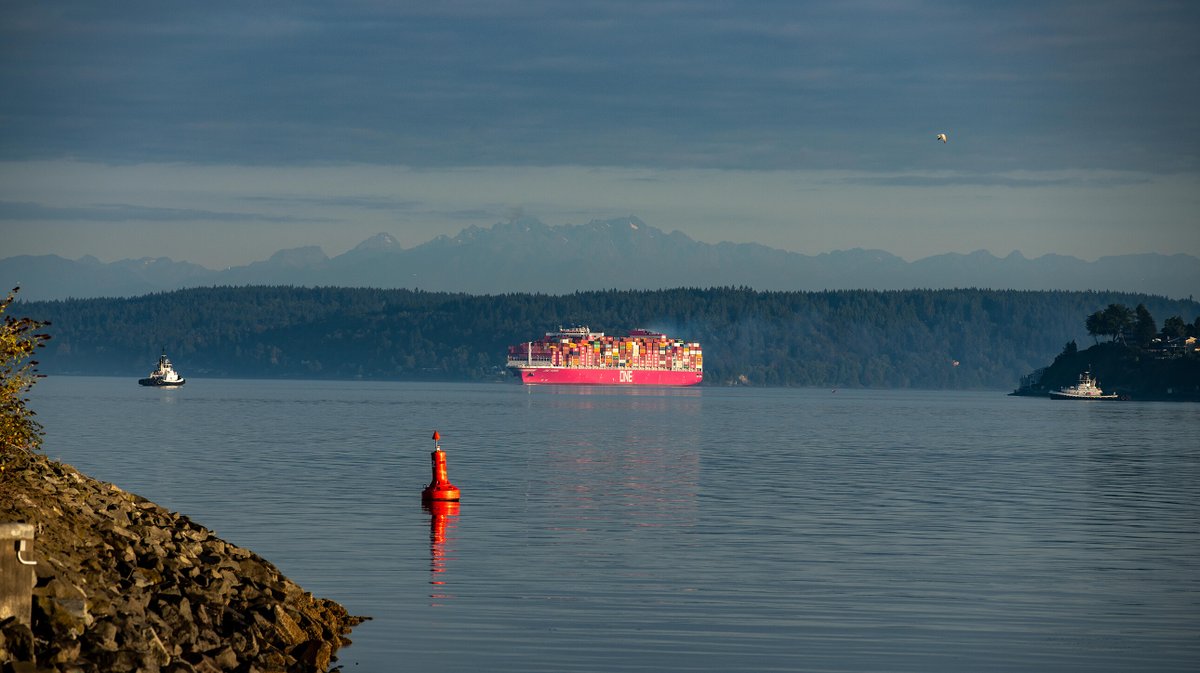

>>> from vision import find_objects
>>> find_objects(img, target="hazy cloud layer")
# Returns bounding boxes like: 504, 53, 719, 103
0, 200, 329, 223
4, 1, 1197, 172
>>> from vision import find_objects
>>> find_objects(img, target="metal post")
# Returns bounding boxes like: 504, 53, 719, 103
0, 522, 36, 627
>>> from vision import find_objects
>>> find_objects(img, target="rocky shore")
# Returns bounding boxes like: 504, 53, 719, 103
0, 451, 366, 672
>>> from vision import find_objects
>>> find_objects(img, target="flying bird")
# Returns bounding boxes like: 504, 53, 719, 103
935, 133, 948, 143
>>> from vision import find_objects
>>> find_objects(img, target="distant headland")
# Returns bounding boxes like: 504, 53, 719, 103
1012, 303, 1200, 401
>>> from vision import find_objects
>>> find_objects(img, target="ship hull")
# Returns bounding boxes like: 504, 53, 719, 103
139, 377, 185, 387
511, 366, 701, 386
1048, 391, 1116, 400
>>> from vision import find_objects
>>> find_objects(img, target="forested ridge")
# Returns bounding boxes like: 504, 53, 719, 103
16, 286, 1200, 389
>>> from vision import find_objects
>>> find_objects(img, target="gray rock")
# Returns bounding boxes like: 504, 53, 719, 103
2, 453, 368, 672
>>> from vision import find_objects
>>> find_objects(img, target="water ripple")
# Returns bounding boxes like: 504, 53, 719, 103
30, 379, 1200, 672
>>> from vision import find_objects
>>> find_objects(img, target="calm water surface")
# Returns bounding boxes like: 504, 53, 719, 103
29, 378, 1200, 672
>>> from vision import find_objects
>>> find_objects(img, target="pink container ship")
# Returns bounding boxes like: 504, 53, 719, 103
507, 326, 703, 386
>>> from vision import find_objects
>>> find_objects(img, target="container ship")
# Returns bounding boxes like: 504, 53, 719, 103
507, 326, 703, 386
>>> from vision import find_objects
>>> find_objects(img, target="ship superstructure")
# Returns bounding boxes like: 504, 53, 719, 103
138, 350, 186, 387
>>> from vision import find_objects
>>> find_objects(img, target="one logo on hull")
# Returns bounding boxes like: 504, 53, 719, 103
619, 370, 634, 383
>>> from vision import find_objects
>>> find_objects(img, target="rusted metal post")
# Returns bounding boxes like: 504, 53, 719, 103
0, 522, 36, 627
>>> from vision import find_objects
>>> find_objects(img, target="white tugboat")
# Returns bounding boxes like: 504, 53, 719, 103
1049, 370, 1116, 400
138, 350, 186, 387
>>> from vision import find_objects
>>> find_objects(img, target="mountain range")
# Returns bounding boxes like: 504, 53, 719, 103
4, 216, 1198, 301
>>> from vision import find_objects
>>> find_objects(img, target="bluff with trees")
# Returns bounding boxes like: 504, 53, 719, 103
16, 286, 1199, 391
1016, 301, 1200, 400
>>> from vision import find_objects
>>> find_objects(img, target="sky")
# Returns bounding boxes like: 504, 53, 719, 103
2, 0, 1198, 269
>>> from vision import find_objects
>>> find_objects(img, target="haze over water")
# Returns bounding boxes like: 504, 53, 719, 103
31, 378, 1200, 672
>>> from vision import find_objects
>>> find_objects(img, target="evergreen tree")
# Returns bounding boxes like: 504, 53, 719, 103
1085, 310, 1104, 344
1088, 303, 1134, 342
1162, 316, 1188, 339
1134, 304, 1157, 346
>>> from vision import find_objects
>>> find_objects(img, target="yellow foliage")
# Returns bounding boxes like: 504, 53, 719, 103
1, 287, 52, 455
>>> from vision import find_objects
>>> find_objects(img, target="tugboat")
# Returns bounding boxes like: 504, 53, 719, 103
138, 350, 186, 387
1048, 370, 1116, 400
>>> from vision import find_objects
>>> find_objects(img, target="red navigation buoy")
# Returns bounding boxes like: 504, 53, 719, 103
421, 430, 461, 502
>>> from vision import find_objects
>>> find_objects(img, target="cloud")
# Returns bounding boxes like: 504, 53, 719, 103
839, 173, 1154, 189
2, 2, 1196, 173
0, 200, 332, 223
237, 195, 424, 212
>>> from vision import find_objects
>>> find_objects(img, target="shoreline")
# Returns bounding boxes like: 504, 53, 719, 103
0, 451, 366, 672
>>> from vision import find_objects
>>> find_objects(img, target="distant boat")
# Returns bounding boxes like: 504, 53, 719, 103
1049, 371, 1116, 400
138, 350, 186, 387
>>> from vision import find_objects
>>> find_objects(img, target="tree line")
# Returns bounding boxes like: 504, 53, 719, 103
1085, 302, 1200, 345
15, 285, 1200, 389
